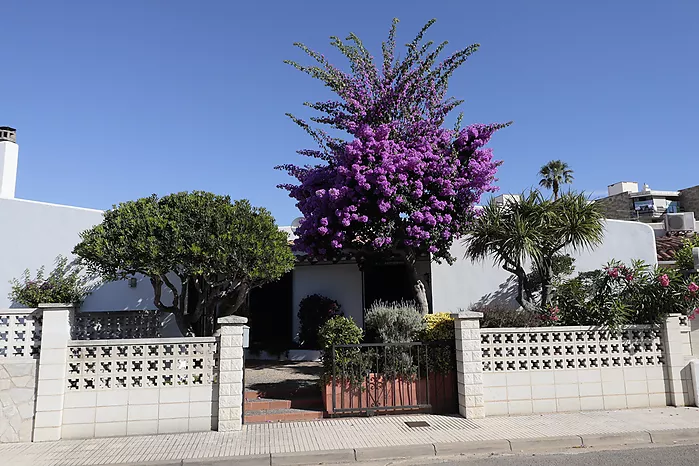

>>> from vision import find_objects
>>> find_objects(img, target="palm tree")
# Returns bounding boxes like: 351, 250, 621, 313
538, 160, 574, 200
463, 191, 604, 310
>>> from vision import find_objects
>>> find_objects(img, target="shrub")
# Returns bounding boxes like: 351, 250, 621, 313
476, 304, 544, 328
297, 294, 342, 349
420, 313, 455, 374
554, 260, 699, 328
674, 235, 699, 271
422, 313, 455, 341
364, 300, 426, 343
318, 316, 363, 382
9, 256, 92, 307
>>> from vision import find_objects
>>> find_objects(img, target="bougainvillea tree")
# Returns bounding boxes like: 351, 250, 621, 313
277, 19, 508, 314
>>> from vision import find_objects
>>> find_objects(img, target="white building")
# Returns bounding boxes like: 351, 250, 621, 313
1, 127, 659, 347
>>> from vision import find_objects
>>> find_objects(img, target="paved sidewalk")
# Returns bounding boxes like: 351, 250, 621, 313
2, 408, 699, 466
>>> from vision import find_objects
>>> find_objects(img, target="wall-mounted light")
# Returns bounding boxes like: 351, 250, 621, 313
129, 277, 138, 288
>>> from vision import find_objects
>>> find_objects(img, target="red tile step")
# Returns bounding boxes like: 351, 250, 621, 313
244, 407, 324, 424
244, 398, 291, 411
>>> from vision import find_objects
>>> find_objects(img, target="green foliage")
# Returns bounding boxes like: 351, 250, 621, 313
364, 300, 426, 343
464, 190, 604, 311
318, 316, 363, 382
419, 313, 455, 374
421, 313, 455, 341
554, 260, 699, 328
74, 192, 295, 335
674, 235, 699, 271
538, 160, 574, 200
9, 256, 92, 307
297, 294, 342, 349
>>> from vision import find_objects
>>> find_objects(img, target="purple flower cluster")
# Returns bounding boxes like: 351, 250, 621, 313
281, 120, 501, 262
278, 22, 505, 262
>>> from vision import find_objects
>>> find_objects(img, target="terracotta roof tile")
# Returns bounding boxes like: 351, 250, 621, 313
656, 233, 696, 262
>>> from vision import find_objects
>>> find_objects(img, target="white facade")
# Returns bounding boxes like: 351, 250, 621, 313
292, 263, 364, 335
0, 197, 170, 310
608, 181, 639, 196
430, 220, 658, 315
0, 140, 19, 199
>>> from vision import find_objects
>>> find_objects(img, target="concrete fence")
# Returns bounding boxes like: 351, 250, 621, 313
4, 306, 699, 443
1, 305, 246, 443
453, 312, 699, 419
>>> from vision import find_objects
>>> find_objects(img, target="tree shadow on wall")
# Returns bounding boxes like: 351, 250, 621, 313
472, 275, 520, 311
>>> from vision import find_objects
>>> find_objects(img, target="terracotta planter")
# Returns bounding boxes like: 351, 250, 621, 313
323, 371, 456, 415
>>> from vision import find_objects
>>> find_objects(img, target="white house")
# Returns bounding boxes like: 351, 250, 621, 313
1, 126, 658, 347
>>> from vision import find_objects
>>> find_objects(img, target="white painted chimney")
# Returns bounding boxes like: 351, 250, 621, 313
0, 126, 18, 199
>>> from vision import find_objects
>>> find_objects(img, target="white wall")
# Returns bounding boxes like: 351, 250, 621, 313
0, 198, 167, 310
431, 220, 658, 314
292, 263, 363, 341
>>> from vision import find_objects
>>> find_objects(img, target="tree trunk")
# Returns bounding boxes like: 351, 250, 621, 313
406, 251, 429, 316
505, 265, 538, 313
149, 276, 190, 336
540, 263, 554, 309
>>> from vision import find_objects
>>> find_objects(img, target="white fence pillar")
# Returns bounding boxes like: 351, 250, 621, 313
217, 315, 246, 431
452, 311, 485, 419
32, 304, 73, 442
663, 313, 689, 407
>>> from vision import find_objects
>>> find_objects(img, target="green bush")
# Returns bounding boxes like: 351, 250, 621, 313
9, 256, 92, 307
554, 260, 699, 328
297, 294, 342, 349
364, 300, 426, 343
318, 316, 363, 382
674, 235, 699, 271
420, 313, 455, 374
422, 313, 455, 341
476, 304, 544, 328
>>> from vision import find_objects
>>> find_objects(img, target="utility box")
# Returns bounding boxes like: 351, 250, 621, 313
242, 325, 250, 349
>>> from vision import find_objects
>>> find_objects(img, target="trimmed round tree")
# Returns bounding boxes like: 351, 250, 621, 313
73, 192, 295, 336
277, 19, 508, 314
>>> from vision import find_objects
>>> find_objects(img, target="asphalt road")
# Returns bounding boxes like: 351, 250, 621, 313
369, 444, 699, 466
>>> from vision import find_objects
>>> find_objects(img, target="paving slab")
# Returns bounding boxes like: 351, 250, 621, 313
3, 408, 699, 466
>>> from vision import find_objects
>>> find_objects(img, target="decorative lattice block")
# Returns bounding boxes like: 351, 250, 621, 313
480, 326, 665, 372
66, 338, 218, 391
72, 311, 161, 340
0, 311, 42, 359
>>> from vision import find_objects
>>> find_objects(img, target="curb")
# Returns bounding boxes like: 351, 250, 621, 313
509, 435, 583, 453
580, 431, 652, 448
114, 428, 699, 466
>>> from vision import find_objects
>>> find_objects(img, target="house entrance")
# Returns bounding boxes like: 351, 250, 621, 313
247, 271, 293, 351
362, 263, 414, 309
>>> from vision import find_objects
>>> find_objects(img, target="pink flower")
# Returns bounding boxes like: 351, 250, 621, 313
625, 274, 634, 282
690, 314, 696, 321
688, 282, 699, 294
607, 267, 619, 278
658, 274, 670, 288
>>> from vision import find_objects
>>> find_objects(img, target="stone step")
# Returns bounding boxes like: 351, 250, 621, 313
244, 408, 324, 424
244, 398, 292, 411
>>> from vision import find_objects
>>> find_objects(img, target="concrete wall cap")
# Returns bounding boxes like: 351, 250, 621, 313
218, 315, 248, 325
37, 303, 76, 309
451, 311, 483, 319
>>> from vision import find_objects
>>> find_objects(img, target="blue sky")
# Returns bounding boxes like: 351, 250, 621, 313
2, 1, 697, 224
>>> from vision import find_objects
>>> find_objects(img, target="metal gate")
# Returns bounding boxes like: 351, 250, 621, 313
328, 341, 457, 416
